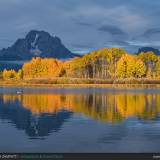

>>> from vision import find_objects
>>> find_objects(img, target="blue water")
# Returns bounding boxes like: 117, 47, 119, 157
0, 87, 160, 153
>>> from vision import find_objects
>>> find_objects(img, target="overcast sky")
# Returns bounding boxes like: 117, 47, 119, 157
0, 0, 160, 54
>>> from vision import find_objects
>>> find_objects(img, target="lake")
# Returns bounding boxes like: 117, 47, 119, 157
0, 87, 160, 153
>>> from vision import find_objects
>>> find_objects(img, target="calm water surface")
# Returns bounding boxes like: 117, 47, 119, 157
0, 87, 160, 153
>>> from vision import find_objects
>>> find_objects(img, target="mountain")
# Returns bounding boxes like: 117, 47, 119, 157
0, 30, 79, 60
137, 47, 160, 55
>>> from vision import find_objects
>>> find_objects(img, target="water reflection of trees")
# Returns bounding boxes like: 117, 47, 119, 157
0, 95, 72, 138
2, 93, 160, 123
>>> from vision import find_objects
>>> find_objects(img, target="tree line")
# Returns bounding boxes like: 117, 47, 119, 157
2, 48, 160, 80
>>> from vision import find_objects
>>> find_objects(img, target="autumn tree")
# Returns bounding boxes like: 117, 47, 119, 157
63, 48, 126, 79
63, 57, 86, 78
3, 69, 17, 80
110, 48, 126, 77
117, 54, 146, 78
92, 48, 112, 78
134, 58, 146, 78
155, 57, 160, 78
17, 69, 23, 79
22, 57, 63, 79
138, 52, 158, 78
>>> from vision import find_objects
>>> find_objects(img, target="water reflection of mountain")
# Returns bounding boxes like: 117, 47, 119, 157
0, 93, 160, 138
0, 95, 72, 138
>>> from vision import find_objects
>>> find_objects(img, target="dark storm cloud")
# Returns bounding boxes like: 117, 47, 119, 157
143, 28, 160, 37
0, 0, 160, 53
98, 25, 127, 36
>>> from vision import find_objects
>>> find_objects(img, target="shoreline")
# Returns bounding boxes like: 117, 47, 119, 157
1, 80, 160, 89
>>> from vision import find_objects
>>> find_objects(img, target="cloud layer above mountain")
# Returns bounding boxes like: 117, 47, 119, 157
0, 0, 160, 54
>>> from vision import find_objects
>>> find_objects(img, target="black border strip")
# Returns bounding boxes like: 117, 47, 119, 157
0, 153, 159, 160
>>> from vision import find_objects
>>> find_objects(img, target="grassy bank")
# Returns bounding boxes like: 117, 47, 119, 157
1, 77, 160, 89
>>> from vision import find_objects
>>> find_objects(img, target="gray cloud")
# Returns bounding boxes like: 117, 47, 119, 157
0, 0, 160, 54
98, 25, 127, 36
143, 28, 160, 37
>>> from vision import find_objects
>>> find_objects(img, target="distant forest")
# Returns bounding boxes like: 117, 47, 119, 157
1, 48, 160, 82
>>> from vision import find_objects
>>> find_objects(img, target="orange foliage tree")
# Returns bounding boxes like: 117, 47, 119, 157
22, 57, 63, 79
